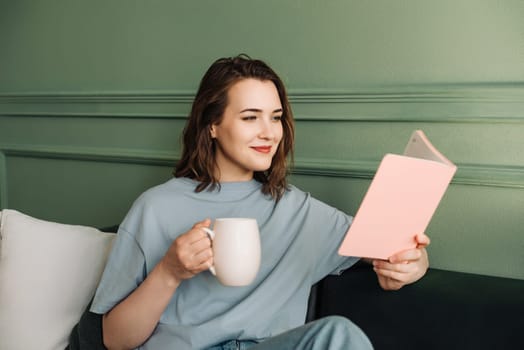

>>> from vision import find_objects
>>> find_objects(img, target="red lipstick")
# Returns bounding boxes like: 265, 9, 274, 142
252, 146, 272, 154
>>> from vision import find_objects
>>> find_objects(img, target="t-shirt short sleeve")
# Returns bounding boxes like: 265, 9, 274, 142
90, 227, 145, 314
305, 197, 359, 283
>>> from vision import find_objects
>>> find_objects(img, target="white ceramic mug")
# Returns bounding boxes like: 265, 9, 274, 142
202, 218, 261, 286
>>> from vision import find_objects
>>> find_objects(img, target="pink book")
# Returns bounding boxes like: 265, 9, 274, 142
338, 130, 457, 259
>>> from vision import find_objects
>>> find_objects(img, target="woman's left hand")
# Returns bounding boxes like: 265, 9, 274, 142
372, 233, 430, 291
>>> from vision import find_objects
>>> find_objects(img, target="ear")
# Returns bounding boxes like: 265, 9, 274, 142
210, 124, 217, 138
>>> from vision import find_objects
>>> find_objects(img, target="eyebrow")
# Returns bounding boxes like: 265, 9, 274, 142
240, 108, 283, 113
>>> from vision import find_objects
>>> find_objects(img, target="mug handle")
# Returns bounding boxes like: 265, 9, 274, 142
201, 227, 216, 276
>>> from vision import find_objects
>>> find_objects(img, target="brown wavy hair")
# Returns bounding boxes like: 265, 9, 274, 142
174, 54, 295, 201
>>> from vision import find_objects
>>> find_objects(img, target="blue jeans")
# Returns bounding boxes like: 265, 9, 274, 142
207, 316, 373, 350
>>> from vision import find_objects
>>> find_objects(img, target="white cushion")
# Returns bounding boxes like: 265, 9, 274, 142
0, 209, 116, 350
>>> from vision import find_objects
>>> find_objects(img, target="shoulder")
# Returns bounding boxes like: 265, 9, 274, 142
119, 178, 198, 235
124, 177, 196, 219
282, 184, 325, 207
283, 184, 308, 200
134, 177, 195, 205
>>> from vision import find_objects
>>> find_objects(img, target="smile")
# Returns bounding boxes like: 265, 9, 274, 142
251, 146, 272, 154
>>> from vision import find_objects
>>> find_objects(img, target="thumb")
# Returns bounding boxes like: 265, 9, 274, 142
194, 218, 211, 229
415, 233, 430, 248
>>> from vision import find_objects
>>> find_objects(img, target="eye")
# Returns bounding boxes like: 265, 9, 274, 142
272, 115, 282, 122
241, 116, 257, 121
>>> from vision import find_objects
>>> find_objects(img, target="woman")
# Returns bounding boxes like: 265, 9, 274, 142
91, 55, 429, 349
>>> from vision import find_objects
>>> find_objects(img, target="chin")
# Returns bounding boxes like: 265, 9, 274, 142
251, 164, 272, 172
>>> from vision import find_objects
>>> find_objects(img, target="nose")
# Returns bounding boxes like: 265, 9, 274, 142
258, 118, 277, 140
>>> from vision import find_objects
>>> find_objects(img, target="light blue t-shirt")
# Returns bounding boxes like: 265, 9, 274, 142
91, 177, 358, 349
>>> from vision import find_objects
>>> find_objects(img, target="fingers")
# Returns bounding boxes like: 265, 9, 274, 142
373, 259, 413, 290
374, 233, 430, 291
388, 248, 422, 264
185, 219, 213, 269
375, 249, 428, 274
188, 237, 213, 266
174, 219, 212, 253
180, 219, 212, 245
387, 232, 430, 263
415, 233, 431, 248
373, 260, 422, 290
193, 218, 212, 230
373, 259, 414, 275
174, 231, 212, 269
163, 219, 214, 281
376, 274, 404, 291
182, 252, 213, 274
374, 267, 409, 284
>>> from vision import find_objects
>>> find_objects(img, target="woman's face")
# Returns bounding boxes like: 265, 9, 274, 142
210, 78, 283, 182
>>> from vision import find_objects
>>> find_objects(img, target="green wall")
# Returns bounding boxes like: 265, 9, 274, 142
1, 0, 523, 279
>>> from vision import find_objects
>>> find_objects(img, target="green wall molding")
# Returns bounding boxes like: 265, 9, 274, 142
291, 84, 524, 104
0, 92, 194, 104
2, 85, 524, 103
1, 145, 523, 189
293, 157, 524, 189
2, 84, 523, 124
1, 82, 524, 103
0, 146, 176, 167
0, 112, 187, 119
2, 112, 523, 124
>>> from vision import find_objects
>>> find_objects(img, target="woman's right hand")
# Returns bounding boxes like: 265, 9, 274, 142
159, 219, 213, 284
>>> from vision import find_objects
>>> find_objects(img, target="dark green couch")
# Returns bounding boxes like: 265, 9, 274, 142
307, 261, 524, 349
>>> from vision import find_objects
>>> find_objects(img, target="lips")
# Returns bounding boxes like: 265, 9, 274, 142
251, 146, 272, 154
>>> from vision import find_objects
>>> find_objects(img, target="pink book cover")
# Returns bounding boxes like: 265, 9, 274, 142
338, 130, 457, 259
